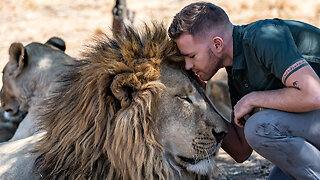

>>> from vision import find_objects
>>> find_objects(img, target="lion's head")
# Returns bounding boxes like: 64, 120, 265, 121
34, 23, 227, 179
0, 37, 74, 141
0, 37, 68, 118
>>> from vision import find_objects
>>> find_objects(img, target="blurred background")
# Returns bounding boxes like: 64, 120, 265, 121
1, 0, 320, 64
1, 0, 320, 179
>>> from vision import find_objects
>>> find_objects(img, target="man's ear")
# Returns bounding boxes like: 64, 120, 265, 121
210, 36, 224, 53
8, 42, 27, 77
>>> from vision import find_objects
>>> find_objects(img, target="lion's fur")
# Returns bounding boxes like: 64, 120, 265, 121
34, 24, 192, 179
0, 109, 22, 142
0, 37, 74, 141
0, 122, 16, 142
206, 79, 232, 121
0, 23, 228, 180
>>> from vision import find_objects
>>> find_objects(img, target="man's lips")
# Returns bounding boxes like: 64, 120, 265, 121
195, 71, 204, 80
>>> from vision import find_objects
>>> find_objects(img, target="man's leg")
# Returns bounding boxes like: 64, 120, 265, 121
268, 166, 293, 180
244, 109, 320, 180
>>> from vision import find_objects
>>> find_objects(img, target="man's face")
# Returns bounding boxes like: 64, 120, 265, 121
174, 33, 221, 81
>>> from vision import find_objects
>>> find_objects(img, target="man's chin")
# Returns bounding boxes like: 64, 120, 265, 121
198, 75, 210, 81
194, 72, 210, 81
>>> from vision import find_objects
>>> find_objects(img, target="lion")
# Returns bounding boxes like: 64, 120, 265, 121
0, 37, 75, 141
0, 23, 227, 180
206, 79, 232, 121
0, 108, 24, 142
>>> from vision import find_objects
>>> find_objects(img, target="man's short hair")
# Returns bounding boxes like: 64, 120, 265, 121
168, 2, 230, 39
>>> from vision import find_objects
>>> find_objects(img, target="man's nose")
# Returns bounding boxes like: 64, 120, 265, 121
185, 58, 193, 70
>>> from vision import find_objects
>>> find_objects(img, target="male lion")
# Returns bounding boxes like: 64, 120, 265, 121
0, 37, 74, 141
206, 79, 232, 121
0, 23, 227, 180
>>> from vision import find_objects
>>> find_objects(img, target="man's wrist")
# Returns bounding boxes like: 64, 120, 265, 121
247, 91, 259, 108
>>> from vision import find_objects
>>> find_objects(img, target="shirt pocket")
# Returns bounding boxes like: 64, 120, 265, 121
231, 71, 253, 97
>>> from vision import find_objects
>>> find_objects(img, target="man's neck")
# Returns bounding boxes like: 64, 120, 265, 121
222, 24, 234, 67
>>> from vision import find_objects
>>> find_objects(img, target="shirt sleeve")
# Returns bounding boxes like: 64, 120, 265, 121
250, 19, 305, 84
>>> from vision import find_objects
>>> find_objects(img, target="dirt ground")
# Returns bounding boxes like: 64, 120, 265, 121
1, 0, 320, 179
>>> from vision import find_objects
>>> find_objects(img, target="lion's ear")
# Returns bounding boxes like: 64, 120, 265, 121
45, 37, 66, 52
8, 42, 27, 77
111, 73, 141, 108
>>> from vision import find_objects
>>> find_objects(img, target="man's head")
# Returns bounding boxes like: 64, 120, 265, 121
168, 2, 230, 39
168, 2, 233, 81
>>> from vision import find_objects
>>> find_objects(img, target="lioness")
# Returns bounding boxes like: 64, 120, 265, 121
0, 23, 227, 179
0, 108, 24, 142
0, 37, 75, 141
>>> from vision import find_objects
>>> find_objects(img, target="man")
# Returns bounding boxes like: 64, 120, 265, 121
168, 2, 320, 180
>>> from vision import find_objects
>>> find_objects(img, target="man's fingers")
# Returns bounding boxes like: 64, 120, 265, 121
234, 117, 244, 127
232, 110, 251, 128
232, 111, 242, 127
244, 114, 251, 120
233, 109, 253, 128
236, 120, 244, 128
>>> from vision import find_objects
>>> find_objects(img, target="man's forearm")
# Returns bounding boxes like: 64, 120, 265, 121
249, 87, 320, 112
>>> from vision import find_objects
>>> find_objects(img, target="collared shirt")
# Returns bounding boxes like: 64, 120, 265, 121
227, 18, 320, 107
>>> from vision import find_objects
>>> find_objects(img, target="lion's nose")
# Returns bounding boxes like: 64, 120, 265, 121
4, 108, 16, 115
212, 129, 226, 142
2, 105, 18, 116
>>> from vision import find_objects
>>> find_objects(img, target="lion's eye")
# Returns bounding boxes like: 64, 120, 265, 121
176, 95, 193, 104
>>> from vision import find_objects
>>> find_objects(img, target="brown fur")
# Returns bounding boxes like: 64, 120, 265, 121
0, 108, 22, 142
35, 24, 181, 179
206, 79, 232, 121
0, 37, 74, 141
34, 23, 227, 180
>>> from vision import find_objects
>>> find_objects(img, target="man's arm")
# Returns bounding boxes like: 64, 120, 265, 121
233, 62, 320, 127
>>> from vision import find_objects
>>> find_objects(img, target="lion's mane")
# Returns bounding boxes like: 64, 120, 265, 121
34, 23, 184, 179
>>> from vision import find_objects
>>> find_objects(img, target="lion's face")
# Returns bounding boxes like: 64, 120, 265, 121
155, 64, 227, 176
0, 37, 69, 119
32, 24, 228, 180
1, 43, 29, 118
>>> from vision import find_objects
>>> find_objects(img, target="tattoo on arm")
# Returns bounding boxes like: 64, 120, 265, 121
293, 81, 300, 90
282, 59, 309, 85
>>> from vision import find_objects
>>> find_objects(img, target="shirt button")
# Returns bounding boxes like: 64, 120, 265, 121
244, 83, 248, 88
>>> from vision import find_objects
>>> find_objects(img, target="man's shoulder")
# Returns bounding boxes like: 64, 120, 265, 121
283, 19, 320, 35
241, 18, 293, 46
245, 18, 285, 29
243, 18, 285, 37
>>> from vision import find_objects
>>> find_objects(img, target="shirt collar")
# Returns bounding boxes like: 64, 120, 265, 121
232, 25, 246, 70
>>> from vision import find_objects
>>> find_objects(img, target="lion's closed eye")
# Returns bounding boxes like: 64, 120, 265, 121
176, 95, 193, 104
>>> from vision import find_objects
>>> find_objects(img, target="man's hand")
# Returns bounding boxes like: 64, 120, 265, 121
233, 92, 256, 127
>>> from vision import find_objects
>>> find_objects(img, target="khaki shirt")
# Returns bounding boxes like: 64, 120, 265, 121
228, 18, 320, 107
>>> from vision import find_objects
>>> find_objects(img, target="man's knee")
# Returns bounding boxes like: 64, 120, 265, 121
243, 109, 279, 150
243, 112, 262, 149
